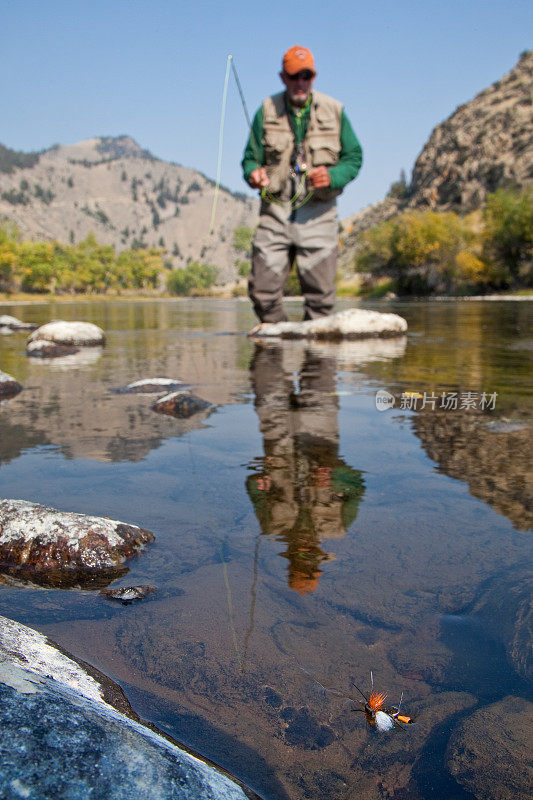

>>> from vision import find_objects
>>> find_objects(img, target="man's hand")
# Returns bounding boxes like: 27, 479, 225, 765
249, 168, 269, 189
307, 166, 331, 188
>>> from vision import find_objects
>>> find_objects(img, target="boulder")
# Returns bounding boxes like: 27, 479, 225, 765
0, 615, 256, 800
100, 585, 156, 604
152, 391, 213, 419
0, 371, 22, 399
0, 499, 154, 587
113, 378, 190, 395
28, 320, 105, 347
447, 696, 533, 800
471, 567, 532, 681
26, 339, 80, 358
0, 314, 37, 331
250, 308, 407, 340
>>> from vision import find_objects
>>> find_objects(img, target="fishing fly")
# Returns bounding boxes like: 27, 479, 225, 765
297, 664, 416, 733
351, 671, 416, 732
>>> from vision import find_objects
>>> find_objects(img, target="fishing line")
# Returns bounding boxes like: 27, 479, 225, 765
230, 59, 253, 133
219, 540, 244, 672
209, 54, 232, 235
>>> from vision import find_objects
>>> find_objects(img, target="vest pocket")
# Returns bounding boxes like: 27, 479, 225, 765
264, 142, 285, 166
264, 131, 292, 166
309, 142, 341, 167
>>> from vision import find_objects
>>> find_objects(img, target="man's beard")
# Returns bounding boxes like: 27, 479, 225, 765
288, 90, 309, 107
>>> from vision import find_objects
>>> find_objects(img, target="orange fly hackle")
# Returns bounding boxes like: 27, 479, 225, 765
367, 690, 388, 711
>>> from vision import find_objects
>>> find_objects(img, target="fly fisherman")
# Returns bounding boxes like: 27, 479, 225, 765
242, 45, 363, 325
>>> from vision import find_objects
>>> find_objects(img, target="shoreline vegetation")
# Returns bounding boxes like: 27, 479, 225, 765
1, 188, 531, 301
1, 289, 531, 306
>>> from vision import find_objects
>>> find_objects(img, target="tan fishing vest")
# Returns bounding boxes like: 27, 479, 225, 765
262, 89, 343, 202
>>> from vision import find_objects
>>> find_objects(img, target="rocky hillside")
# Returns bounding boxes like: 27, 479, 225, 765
0, 136, 257, 283
408, 49, 532, 211
340, 50, 532, 265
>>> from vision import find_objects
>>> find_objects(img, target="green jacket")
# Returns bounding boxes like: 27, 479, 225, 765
241, 92, 363, 192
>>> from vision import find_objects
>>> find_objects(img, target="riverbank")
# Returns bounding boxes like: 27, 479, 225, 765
1, 288, 531, 305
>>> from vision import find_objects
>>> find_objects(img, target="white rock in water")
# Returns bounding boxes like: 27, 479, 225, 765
28, 320, 105, 346
251, 308, 408, 339
0, 315, 36, 330
0, 615, 104, 703
0, 498, 154, 574
26, 339, 79, 358
0, 370, 22, 398
116, 378, 190, 394
0, 615, 254, 800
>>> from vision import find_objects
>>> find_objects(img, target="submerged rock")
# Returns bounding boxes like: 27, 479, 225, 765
0, 314, 37, 331
26, 339, 80, 358
0, 615, 257, 800
100, 584, 156, 604
113, 378, 191, 395
28, 320, 106, 347
250, 308, 408, 340
0, 370, 22, 399
471, 567, 532, 681
447, 696, 533, 800
0, 569, 130, 591
152, 390, 213, 419
0, 499, 154, 587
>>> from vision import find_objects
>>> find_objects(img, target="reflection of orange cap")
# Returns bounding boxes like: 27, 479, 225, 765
282, 46, 315, 76
289, 570, 321, 595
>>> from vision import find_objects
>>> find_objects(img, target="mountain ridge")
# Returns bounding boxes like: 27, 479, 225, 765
339, 50, 532, 268
0, 135, 257, 282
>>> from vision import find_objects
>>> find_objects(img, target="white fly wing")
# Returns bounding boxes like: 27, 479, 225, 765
375, 711, 395, 732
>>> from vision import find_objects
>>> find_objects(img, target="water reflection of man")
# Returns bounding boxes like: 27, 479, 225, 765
246, 343, 365, 594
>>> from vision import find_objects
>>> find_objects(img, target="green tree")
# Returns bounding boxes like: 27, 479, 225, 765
483, 188, 533, 285
18, 241, 56, 292
233, 226, 254, 255
236, 259, 251, 278
166, 261, 218, 295
0, 223, 19, 292
355, 210, 490, 294
388, 169, 410, 199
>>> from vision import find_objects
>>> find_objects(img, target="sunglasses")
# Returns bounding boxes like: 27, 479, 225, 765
286, 70, 315, 81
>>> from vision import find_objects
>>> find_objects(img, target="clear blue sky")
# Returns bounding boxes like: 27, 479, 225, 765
1, 0, 531, 218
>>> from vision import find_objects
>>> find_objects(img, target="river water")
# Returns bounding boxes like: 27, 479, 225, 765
0, 297, 531, 800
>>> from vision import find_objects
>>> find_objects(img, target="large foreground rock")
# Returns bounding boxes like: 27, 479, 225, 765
0, 499, 154, 587
28, 320, 105, 347
0, 370, 22, 399
251, 308, 407, 340
447, 696, 533, 800
0, 616, 257, 800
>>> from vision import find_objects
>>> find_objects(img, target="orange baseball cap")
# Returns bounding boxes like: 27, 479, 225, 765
282, 46, 315, 76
